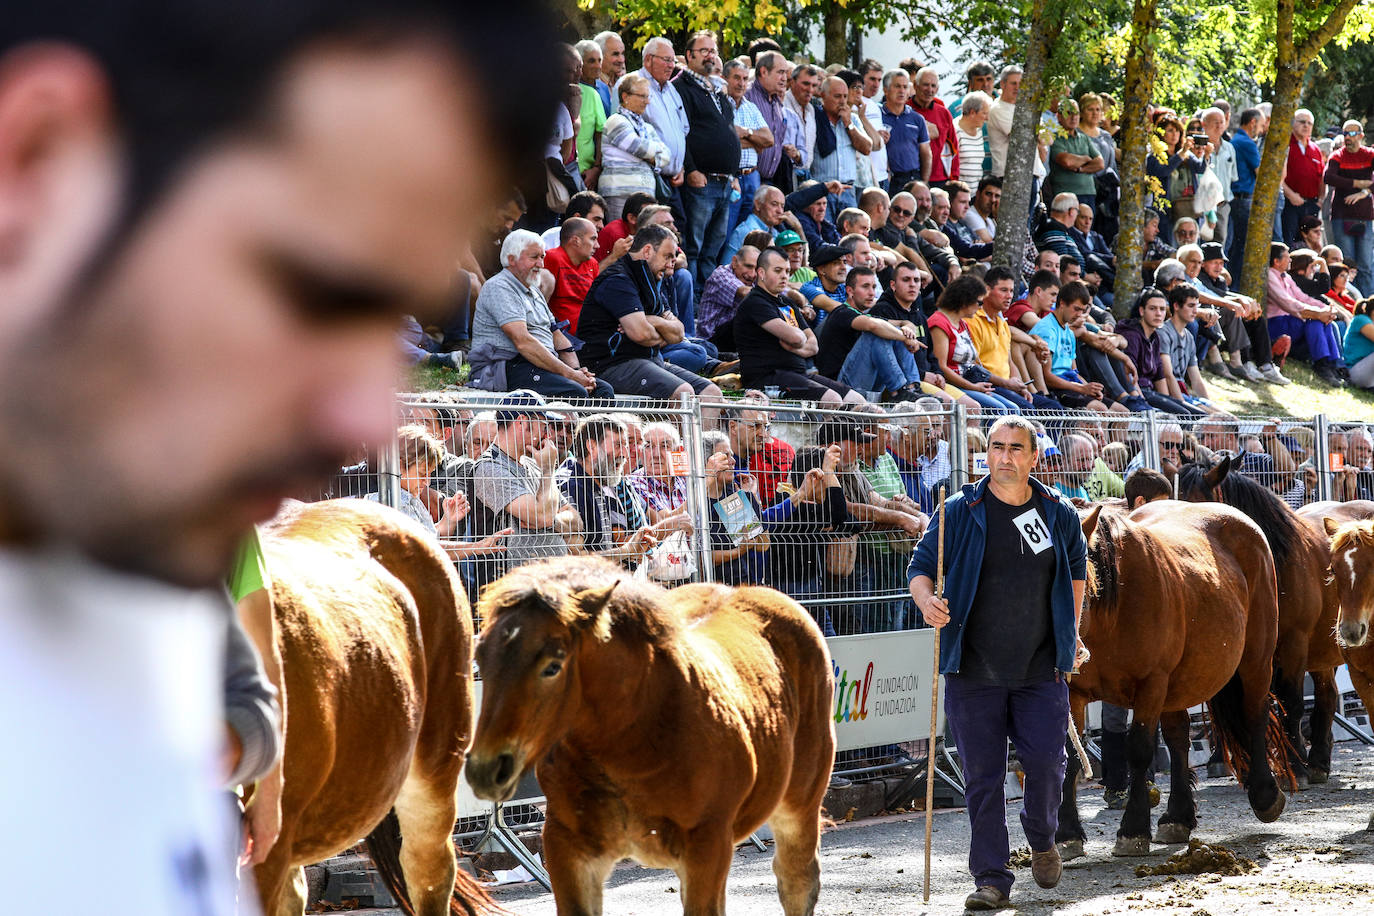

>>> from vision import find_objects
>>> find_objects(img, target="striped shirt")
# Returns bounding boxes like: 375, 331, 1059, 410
731, 96, 767, 171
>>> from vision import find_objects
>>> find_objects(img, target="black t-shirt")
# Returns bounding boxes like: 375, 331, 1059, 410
734, 287, 812, 380
578, 258, 665, 369
815, 305, 863, 379
959, 488, 1058, 686
872, 293, 933, 376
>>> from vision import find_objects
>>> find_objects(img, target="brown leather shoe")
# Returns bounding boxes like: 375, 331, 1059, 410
1031, 845, 1063, 889
964, 885, 1011, 910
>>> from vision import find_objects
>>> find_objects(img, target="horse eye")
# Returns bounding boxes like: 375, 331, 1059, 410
541, 660, 563, 678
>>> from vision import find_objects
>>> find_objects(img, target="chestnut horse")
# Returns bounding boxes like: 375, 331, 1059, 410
1177, 458, 1345, 784
251, 499, 488, 916
1058, 502, 1289, 859
466, 556, 835, 916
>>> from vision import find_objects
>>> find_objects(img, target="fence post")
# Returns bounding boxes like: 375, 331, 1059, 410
378, 421, 402, 511
948, 403, 969, 490
1314, 413, 1331, 503
1142, 410, 1160, 472
682, 393, 714, 583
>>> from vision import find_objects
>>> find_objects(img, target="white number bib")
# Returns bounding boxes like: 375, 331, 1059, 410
1012, 507, 1053, 555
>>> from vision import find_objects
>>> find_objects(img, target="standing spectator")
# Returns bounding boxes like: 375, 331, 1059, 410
949, 60, 997, 118
469, 229, 614, 400
859, 59, 892, 191
987, 65, 1022, 178
594, 31, 627, 111
784, 63, 823, 173
909, 415, 1088, 912
1325, 119, 1374, 293
600, 76, 672, 222
1228, 108, 1263, 265
1201, 107, 1236, 249
812, 76, 873, 220
745, 51, 789, 189
1281, 109, 1325, 245
576, 39, 610, 117
881, 69, 932, 191
633, 37, 688, 201
724, 57, 774, 231
1079, 93, 1117, 177
699, 245, 760, 350
674, 30, 742, 288
1265, 242, 1346, 386
955, 92, 993, 190
543, 217, 600, 334
566, 44, 605, 189
578, 224, 724, 407
1047, 100, 1104, 213
964, 176, 1002, 244
910, 67, 958, 184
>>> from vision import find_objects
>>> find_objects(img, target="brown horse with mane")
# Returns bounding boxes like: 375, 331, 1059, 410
466, 556, 835, 916
1177, 458, 1345, 784
250, 499, 489, 916
1057, 501, 1289, 859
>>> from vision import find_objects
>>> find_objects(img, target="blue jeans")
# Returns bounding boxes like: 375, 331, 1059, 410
728, 170, 762, 233
838, 334, 922, 392
945, 674, 1069, 895
1332, 218, 1374, 294
1269, 314, 1342, 363
682, 177, 732, 291
962, 387, 1022, 415
826, 186, 858, 225
670, 268, 697, 334
1226, 194, 1252, 267
661, 338, 718, 373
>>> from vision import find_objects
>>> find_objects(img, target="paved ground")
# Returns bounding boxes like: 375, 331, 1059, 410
320, 742, 1374, 915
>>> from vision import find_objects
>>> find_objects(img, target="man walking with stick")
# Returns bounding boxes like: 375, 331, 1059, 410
908, 415, 1089, 910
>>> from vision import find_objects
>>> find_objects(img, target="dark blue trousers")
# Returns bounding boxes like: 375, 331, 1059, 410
944, 674, 1069, 895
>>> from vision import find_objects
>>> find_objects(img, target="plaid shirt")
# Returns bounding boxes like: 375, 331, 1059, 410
627, 469, 688, 515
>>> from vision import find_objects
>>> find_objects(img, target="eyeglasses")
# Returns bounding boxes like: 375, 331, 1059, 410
646, 53, 675, 63
891, 206, 913, 217
1345, 129, 1364, 137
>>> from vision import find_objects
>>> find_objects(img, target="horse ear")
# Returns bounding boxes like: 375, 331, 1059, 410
1204, 454, 1232, 490
1323, 517, 1340, 537
572, 581, 618, 642
1080, 504, 1102, 541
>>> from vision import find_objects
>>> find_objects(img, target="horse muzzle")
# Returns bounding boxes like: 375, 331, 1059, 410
466, 747, 526, 802
1338, 617, 1369, 648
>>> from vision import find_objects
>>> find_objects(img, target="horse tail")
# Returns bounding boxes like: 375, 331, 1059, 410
365, 809, 497, 916
1206, 680, 1299, 792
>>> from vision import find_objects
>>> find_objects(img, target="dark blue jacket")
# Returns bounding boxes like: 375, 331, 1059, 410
907, 475, 1087, 676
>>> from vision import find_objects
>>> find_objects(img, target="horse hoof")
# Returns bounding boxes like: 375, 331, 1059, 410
1056, 839, 1085, 862
1112, 836, 1153, 857
1254, 791, 1287, 824
1154, 823, 1191, 845
1307, 769, 1329, 785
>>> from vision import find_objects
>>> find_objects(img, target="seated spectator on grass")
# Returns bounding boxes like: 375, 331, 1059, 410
1345, 295, 1374, 388
578, 225, 723, 413
556, 413, 656, 565
543, 217, 600, 333
1030, 280, 1119, 412
1034, 192, 1089, 269
725, 392, 795, 508
941, 180, 994, 263
1115, 288, 1205, 416
815, 266, 926, 400
797, 244, 850, 324
735, 247, 865, 405
723, 185, 788, 264
469, 229, 615, 400
964, 176, 1001, 244
927, 275, 1025, 415
1157, 285, 1225, 414
1069, 203, 1116, 299
539, 190, 607, 252
699, 245, 759, 351
1006, 269, 1060, 333
1265, 242, 1346, 386
787, 179, 845, 252
594, 191, 654, 263
966, 264, 1052, 409
702, 431, 769, 586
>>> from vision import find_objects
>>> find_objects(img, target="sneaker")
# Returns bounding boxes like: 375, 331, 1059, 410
1257, 362, 1291, 385
828, 774, 852, 789
1031, 846, 1063, 889
964, 885, 1012, 911
1315, 362, 1347, 387
1271, 334, 1292, 368
426, 351, 461, 370
1204, 361, 1237, 380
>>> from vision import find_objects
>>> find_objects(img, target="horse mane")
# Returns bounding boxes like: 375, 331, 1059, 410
1086, 510, 1122, 610
477, 556, 679, 644
1179, 461, 1298, 571
1331, 519, 1374, 555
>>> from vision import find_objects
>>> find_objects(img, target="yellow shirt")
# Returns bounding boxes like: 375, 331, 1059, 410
967, 309, 1012, 379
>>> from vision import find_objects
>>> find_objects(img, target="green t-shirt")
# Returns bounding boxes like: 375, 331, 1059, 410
1048, 129, 1098, 197
577, 84, 607, 173
860, 453, 907, 554
1086, 457, 1125, 500
228, 528, 269, 602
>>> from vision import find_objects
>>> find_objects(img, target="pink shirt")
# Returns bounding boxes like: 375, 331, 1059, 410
1265, 268, 1327, 319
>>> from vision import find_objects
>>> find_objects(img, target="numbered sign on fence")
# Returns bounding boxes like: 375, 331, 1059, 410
827, 630, 944, 752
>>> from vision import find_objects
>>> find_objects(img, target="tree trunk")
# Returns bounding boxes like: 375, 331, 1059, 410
1239, 65, 1305, 303
823, 6, 847, 66
991, 0, 1062, 269
1110, 0, 1159, 316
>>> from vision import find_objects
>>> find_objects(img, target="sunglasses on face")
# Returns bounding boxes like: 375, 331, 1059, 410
1346, 129, 1364, 137
891, 206, 913, 217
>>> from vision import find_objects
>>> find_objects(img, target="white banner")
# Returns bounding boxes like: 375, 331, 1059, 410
827, 630, 943, 752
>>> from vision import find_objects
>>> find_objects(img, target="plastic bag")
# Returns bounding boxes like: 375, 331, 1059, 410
642, 530, 697, 582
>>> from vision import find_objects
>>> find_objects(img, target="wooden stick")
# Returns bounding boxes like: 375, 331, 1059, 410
923, 486, 946, 904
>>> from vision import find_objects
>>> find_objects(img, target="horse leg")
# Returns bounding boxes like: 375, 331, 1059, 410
769, 806, 821, 916
391, 774, 460, 916
1154, 711, 1197, 845
678, 827, 734, 916
542, 816, 616, 916
1272, 660, 1312, 785
1112, 716, 1159, 856
1305, 668, 1339, 784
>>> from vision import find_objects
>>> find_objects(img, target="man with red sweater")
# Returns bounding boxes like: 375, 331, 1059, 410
1280, 109, 1324, 246
910, 67, 958, 185
1325, 118, 1374, 293
544, 217, 600, 333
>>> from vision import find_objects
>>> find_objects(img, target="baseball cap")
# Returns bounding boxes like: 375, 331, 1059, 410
1200, 242, 1225, 262
811, 244, 848, 268
775, 229, 804, 248
494, 389, 564, 424
816, 419, 877, 444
